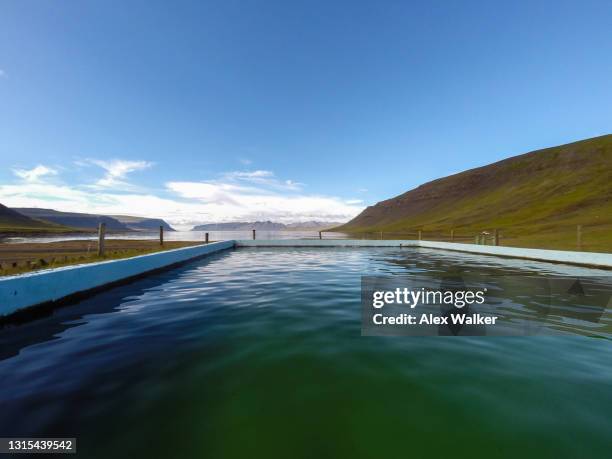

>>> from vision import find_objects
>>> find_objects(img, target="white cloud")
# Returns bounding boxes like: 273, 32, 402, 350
239, 158, 252, 165
166, 179, 361, 223
226, 170, 273, 179
12, 165, 58, 182
346, 199, 363, 204
0, 69, 6, 78
89, 159, 153, 188
0, 165, 363, 226
223, 169, 303, 191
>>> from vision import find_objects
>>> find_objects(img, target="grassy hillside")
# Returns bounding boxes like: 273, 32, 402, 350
336, 135, 612, 251
111, 215, 175, 232
0, 204, 74, 234
14, 208, 129, 231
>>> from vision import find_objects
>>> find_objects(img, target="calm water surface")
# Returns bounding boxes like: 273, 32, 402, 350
0, 247, 611, 458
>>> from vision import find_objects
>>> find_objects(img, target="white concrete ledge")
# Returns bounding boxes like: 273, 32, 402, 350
237, 239, 612, 269
235, 239, 419, 247
418, 240, 612, 269
0, 240, 234, 317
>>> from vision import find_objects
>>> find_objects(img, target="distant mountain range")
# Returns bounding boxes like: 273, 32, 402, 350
110, 215, 175, 232
191, 221, 344, 231
0, 203, 71, 232
3, 207, 175, 233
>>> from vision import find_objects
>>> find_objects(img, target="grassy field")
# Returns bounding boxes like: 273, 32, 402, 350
0, 225, 90, 235
0, 240, 202, 277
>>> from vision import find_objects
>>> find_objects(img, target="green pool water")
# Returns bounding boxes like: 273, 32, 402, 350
0, 247, 611, 458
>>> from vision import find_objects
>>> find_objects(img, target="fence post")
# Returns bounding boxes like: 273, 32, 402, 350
205, 232, 209, 244
418, 230, 422, 241
97, 222, 106, 257
159, 225, 164, 245
252, 229, 256, 240
494, 229, 499, 246
380, 231, 383, 240
450, 229, 454, 242
319, 231, 322, 240
577, 225, 582, 250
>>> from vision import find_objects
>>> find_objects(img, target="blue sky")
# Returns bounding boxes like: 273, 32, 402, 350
1, 0, 611, 227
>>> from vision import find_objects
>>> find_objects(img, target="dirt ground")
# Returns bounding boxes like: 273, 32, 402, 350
0, 239, 203, 276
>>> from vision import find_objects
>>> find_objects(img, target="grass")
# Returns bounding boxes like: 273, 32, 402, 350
336, 134, 612, 252
0, 225, 90, 234
0, 240, 203, 277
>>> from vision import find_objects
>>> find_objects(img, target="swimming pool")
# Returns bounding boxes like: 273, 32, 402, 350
1, 247, 611, 458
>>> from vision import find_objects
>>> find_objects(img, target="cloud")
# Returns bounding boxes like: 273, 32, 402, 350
88, 159, 153, 188
0, 165, 363, 226
239, 158, 252, 165
166, 179, 362, 223
12, 165, 58, 183
0, 69, 6, 78
223, 169, 304, 191
226, 170, 274, 180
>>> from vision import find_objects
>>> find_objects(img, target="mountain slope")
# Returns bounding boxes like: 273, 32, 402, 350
0, 204, 71, 232
14, 209, 174, 232
110, 215, 175, 232
337, 135, 612, 248
14, 208, 130, 231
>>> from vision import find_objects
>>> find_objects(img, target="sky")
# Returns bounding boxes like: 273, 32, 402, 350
1, 0, 611, 229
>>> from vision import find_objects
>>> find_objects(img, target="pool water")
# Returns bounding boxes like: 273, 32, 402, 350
1, 247, 611, 458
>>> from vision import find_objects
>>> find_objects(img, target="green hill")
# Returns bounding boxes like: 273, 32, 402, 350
336, 134, 612, 251
0, 203, 74, 233
110, 215, 175, 232
13, 208, 175, 233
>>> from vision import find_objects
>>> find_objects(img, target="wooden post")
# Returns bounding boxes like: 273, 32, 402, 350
450, 229, 454, 242
577, 225, 582, 250
159, 225, 164, 245
494, 229, 499, 246
380, 231, 383, 240
252, 229, 256, 240
475, 234, 479, 245
418, 230, 422, 241
97, 222, 106, 257
205, 232, 209, 244
319, 231, 322, 240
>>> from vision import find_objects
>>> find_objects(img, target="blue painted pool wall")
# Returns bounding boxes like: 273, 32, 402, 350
0, 240, 234, 317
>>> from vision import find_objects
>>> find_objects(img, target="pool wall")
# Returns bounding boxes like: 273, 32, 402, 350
236, 239, 612, 269
235, 239, 419, 247
0, 240, 233, 318
3, 239, 612, 320
418, 241, 612, 268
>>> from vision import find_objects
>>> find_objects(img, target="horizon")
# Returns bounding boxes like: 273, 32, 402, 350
1, 1, 611, 226
5, 133, 611, 230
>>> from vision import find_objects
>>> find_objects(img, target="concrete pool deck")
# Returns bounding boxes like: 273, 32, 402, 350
237, 239, 612, 268
2, 239, 612, 319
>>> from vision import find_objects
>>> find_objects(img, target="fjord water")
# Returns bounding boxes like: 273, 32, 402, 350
0, 248, 611, 458
3, 230, 349, 243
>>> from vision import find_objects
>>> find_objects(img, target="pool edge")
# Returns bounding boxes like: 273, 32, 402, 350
0, 240, 235, 323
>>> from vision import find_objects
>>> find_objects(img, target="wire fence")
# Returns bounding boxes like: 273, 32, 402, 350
316, 225, 611, 253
